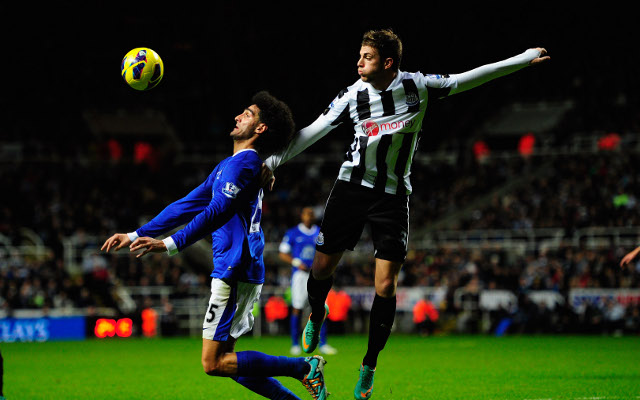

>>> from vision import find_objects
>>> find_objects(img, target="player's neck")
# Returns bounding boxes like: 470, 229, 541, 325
370, 70, 397, 91
233, 140, 256, 155
233, 135, 258, 154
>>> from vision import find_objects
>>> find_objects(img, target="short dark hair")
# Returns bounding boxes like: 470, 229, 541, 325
361, 29, 403, 71
251, 91, 295, 156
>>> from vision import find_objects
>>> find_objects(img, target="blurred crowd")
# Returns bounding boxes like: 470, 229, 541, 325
2, 145, 640, 335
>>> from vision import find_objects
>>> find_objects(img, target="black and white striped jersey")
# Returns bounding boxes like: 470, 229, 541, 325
265, 49, 541, 195
329, 71, 455, 195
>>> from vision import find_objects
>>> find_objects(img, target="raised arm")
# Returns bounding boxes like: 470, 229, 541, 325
264, 116, 336, 172
620, 246, 640, 268
264, 88, 352, 171
449, 48, 549, 95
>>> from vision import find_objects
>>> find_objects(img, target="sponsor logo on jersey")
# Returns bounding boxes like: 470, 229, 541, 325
362, 120, 379, 136
316, 232, 325, 246
425, 73, 449, 79
222, 182, 241, 198
406, 91, 419, 107
322, 101, 335, 116
361, 119, 416, 136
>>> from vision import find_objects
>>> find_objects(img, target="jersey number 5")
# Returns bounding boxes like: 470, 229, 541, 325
206, 303, 219, 323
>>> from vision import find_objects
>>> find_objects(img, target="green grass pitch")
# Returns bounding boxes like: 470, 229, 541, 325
3, 335, 640, 399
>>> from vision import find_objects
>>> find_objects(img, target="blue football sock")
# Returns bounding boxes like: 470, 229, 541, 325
231, 376, 301, 400
320, 321, 328, 346
290, 313, 300, 346
236, 351, 309, 380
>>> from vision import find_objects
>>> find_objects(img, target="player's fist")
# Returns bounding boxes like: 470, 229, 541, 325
529, 47, 550, 65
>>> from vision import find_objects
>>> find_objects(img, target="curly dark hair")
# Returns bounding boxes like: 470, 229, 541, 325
251, 91, 295, 157
362, 28, 403, 71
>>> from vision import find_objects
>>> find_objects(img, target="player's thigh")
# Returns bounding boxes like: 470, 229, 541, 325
316, 180, 368, 255
311, 249, 345, 280
291, 269, 310, 309
202, 278, 261, 342
368, 193, 409, 263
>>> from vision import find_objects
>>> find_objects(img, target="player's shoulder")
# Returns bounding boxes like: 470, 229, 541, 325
230, 149, 262, 168
286, 225, 302, 236
398, 70, 437, 84
335, 79, 365, 99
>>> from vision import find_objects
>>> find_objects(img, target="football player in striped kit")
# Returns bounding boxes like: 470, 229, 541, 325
264, 29, 549, 399
102, 92, 329, 400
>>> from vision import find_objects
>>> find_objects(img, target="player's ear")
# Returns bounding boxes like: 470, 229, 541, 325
255, 123, 268, 135
384, 57, 394, 70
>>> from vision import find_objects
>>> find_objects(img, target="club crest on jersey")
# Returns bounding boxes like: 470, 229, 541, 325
222, 182, 241, 198
406, 92, 419, 107
316, 232, 325, 246
362, 120, 379, 137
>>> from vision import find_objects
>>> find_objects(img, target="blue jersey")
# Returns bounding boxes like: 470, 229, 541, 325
279, 224, 319, 273
136, 149, 265, 284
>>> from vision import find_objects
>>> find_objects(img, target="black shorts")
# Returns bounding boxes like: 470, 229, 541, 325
316, 180, 409, 262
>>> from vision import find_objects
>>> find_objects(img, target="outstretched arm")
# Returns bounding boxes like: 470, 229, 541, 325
264, 117, 336, 171
102, 174, 214, 254
620, 246, 640, 268
450, 48, 550, 95
263, 87, 351, 174
130, 187, 238, 258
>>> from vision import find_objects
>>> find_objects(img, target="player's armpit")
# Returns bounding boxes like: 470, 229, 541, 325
259, 163, 275, 190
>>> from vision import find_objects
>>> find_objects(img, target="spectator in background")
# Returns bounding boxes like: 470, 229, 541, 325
325, 287, 352, 335
160, 296, 178, 337
413, 297, 439, 336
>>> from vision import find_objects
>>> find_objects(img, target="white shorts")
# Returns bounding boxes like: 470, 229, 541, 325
202, 278, 262, 341
291, 269, 310, 310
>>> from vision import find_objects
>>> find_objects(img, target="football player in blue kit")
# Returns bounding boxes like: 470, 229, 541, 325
279, 207, 337, 355
102, 92, 329, 400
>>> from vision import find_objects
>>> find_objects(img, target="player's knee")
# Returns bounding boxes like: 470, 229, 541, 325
202, 357, 223, 376
311, 253, 341, 279
376, 278, 397, 297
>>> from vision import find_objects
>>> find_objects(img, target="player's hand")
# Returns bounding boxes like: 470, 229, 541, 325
620, 247, 640, 268
529, 47, 550, 65
101, 233, 132, 253
260, 163, 275, 191
129, 237, 167, 258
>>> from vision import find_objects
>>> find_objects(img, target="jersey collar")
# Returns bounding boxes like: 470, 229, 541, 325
298, 223, 318, 235
361, 70, 403, 93
233, 148, 258, 157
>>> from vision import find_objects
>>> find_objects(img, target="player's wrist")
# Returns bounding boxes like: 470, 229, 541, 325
292, 258, 302, 267
163, 236, 179, 256
127, 231, 139, 243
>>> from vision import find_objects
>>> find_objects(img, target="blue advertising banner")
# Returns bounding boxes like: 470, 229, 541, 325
0, 316, 86, 342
